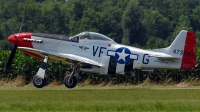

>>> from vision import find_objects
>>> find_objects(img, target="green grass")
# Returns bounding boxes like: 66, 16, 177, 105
0, 87, 200, 111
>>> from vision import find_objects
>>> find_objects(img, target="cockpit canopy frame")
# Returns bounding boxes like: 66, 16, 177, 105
69, 31, 116, 43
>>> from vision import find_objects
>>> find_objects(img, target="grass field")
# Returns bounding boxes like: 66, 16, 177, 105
0, 86, 200, 111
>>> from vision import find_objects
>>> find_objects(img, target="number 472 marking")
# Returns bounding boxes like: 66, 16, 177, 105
173, 49, 183, 55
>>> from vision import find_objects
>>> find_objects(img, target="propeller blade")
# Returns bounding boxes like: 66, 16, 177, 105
6, 2, 26, 70
5, 24, 14, 34
19, 14, 25, 33
6, 45, 17, 70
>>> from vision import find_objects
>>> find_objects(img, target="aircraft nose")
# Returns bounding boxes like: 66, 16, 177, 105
8, 35, 18, 45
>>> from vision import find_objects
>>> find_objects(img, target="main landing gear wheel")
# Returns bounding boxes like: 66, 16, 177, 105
33, 76, 47, 88
64, 75, 77, 88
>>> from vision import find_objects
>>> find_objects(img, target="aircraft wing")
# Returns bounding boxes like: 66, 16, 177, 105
18, 47, 101, 66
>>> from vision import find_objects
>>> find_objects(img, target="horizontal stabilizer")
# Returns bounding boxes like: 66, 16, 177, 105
149, 52, 180, 59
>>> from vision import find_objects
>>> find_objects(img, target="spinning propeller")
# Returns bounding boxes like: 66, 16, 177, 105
5, 15, 25, 70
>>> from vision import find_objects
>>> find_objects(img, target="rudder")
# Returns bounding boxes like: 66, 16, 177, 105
181, 31, 196, 69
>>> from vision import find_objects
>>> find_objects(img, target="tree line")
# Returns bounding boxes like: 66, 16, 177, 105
0, 0, 200, 49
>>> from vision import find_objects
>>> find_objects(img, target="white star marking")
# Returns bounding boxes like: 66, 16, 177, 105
117, 49, 129, 62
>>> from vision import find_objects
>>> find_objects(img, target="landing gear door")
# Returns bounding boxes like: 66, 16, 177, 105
99, 55, 110, 75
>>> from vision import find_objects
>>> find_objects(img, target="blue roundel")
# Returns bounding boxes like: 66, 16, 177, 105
114, 47, 131, 64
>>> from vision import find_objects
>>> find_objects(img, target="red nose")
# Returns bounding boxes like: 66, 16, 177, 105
8, 35, 18, 45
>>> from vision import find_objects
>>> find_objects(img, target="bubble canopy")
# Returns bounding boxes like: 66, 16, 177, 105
79, 32, 116, 42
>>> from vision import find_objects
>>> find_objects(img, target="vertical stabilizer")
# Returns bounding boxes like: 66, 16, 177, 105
168, 30, 196, 69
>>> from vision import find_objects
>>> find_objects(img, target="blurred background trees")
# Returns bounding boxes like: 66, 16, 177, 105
1, 0, 200, 48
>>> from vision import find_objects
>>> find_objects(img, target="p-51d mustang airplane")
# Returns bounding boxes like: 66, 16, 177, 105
7, 30, 196, 88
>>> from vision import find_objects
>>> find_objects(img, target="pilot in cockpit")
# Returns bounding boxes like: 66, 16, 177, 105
83, 32, 91, 40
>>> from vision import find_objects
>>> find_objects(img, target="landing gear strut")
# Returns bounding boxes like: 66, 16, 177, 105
33, 56, 48, 88
63, 66, 79, 88
32, 55, 79, 89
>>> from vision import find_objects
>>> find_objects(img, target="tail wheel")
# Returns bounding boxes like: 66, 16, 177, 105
33, 76, 47, 88
149, 73, 155, 80
64, 75, 77, 88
